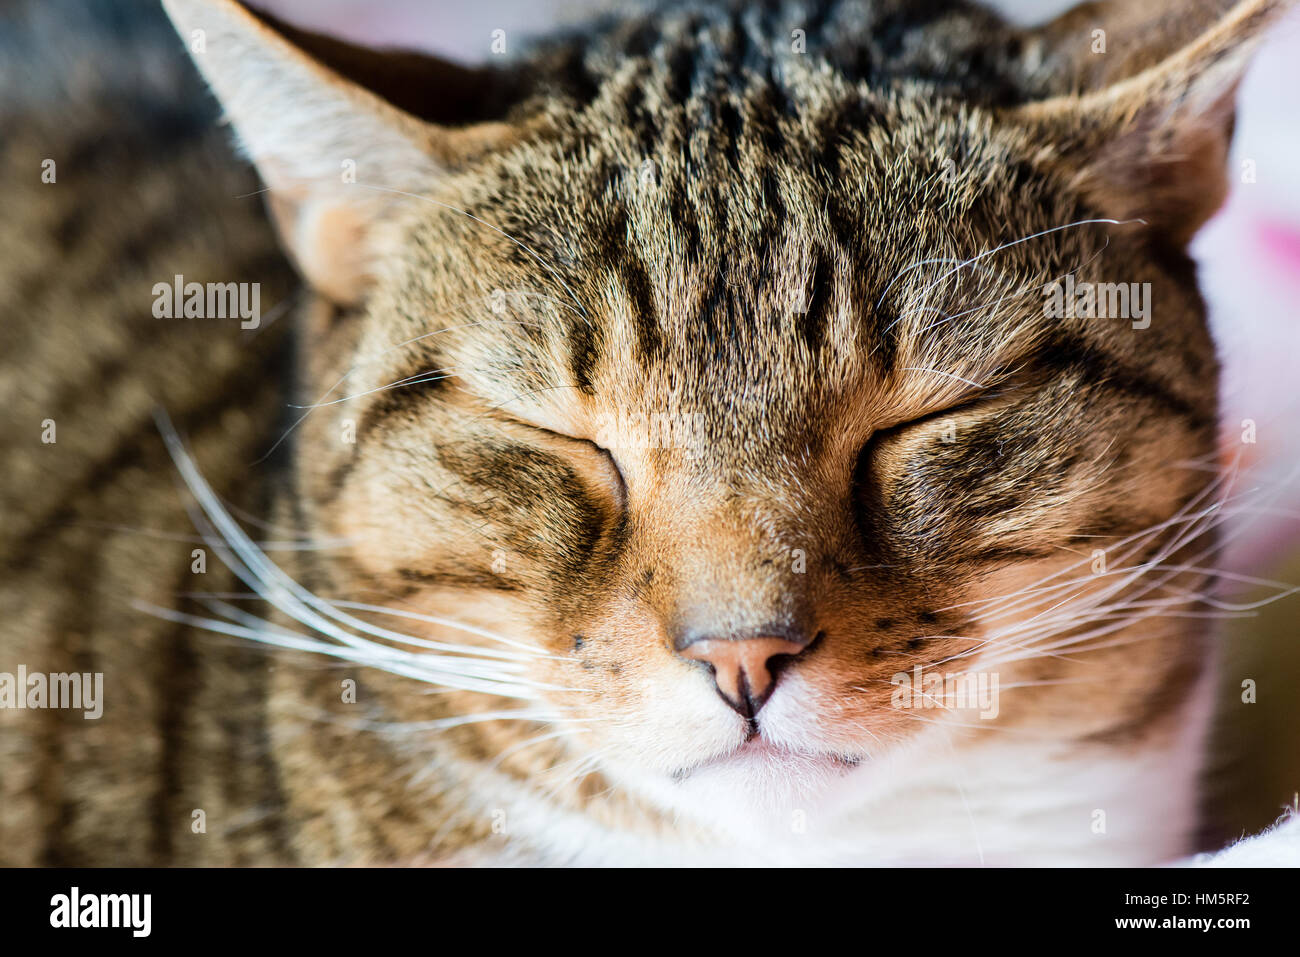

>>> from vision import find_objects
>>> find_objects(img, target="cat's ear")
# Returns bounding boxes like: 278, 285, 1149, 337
161, 0, 516, 304
1016, 0, 1267, 95
1009, 0, 1289, 247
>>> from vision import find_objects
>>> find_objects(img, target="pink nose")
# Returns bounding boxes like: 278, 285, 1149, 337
678, 634, 812, 717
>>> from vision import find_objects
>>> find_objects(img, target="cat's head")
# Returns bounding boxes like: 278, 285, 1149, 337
164, 0, 1285, 827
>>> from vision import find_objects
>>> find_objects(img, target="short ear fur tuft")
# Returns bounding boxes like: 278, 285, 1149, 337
1010, 0, 1292, 247
162, 0, 514, 304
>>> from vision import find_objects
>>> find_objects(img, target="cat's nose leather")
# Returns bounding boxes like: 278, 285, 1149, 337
677, 633, 811, 717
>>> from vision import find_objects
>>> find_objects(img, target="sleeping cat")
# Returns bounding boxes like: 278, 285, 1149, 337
1, 0, 1296, 865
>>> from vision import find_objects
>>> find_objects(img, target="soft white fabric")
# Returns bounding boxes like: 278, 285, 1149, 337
1191, 810, 1300, 866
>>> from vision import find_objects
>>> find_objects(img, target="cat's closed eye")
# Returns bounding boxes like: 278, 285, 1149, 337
534, 425, 628, 511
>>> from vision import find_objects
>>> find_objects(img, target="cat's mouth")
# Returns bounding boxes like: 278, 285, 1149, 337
672, 736, 862, 782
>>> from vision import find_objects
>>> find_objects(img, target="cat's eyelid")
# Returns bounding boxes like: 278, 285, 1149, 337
871, 369, 997, 434
873, 371, 1013, 434
545, 426, 628, 509
899, 366, 989, 392
465, 393, 590, 446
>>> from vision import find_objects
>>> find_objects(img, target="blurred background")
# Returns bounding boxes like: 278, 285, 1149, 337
254, 0, 1300, 845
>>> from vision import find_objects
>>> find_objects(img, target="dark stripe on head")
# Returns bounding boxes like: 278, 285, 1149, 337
797, 250, 834, 354
351, 370, 451, 448
566, 309, 602, 395
1038, 332, 1212, 430
621, 244, 661, 362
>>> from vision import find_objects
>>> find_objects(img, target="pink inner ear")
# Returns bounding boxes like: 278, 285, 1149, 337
1256, 219, 1300, 276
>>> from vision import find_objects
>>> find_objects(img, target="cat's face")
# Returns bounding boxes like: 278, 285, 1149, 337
307, 98, 1218, 796
165, 0, 1280, 825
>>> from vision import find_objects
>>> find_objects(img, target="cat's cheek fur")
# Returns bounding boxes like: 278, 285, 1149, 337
547, 598, 755, 774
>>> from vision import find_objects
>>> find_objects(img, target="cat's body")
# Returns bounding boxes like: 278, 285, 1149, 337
0, 0, 304, 864
0, 0, 1292, 866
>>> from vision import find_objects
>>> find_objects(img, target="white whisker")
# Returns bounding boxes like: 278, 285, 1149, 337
137, 409, 579, 703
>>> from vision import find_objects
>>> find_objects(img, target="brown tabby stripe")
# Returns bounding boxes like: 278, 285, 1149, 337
1037, 331, 1213, 430
796, 250, 835, 354
618, 240, 662, 364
